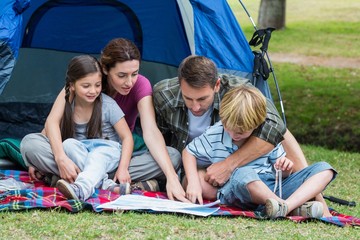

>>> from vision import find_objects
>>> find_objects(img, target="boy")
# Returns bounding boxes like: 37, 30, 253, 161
182, 85, 336, 218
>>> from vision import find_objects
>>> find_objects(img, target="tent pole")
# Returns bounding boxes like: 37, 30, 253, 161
237, 0, 287, 127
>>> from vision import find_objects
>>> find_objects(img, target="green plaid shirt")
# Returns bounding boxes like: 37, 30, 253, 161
153, 74, 285, 152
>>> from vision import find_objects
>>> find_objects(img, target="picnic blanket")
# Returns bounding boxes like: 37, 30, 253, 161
1, 170, 359, 227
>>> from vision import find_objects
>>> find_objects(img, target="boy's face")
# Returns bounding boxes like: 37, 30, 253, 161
180, 78, 220, 116
224, 127, 253, 143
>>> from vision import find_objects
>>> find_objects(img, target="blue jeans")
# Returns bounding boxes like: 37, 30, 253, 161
218, 162, 336, 210
62, 138, 121, 200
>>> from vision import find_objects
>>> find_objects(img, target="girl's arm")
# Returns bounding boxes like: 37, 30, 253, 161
182, 149, 203, 204
113, 118, 134, 184
137, 95, 189, 202
44, 88, 80, 182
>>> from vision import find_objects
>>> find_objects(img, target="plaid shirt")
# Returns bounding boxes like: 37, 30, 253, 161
153, 74, 285, 152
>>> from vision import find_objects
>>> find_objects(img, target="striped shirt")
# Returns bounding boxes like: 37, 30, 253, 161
186, 121, 285, 173
153, 74, 285, 152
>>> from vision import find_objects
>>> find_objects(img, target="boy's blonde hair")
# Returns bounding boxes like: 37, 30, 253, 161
220, 84, 267, 133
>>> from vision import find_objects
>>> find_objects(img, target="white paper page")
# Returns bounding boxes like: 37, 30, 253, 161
97, 195, 220, 217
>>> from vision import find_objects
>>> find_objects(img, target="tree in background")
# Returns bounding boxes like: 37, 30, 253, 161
258, 0, 286, 30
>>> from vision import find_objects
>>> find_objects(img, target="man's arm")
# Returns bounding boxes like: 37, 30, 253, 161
205, 99, 286, 186
205, 136, 274, 186
282, 129, 308, 171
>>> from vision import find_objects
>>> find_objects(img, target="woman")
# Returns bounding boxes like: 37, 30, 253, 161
21, 38, 187, 202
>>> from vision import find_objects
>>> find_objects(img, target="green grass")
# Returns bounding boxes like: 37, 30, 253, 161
228, 0, 360, 151
1, 146, 359, 239
269, 64, 360, 151
229, 0, 360, 58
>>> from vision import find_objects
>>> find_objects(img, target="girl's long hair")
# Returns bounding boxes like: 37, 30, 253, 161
61, 55, 103, 140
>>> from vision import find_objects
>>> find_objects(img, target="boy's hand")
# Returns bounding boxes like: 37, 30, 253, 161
275, 156, 294, 173
186, 182, 203, 205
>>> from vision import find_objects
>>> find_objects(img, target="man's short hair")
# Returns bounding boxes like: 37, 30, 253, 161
178, 55, 218, 88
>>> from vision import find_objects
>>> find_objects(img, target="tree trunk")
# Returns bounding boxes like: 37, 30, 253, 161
258, 0, 286, 30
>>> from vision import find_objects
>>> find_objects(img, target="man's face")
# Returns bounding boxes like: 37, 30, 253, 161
180, 79, 220, 116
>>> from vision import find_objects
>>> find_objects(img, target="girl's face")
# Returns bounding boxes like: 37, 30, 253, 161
70, 72, 102, 103
105, 60, 140, 96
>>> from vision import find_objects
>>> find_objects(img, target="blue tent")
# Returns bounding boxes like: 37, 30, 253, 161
0, 0, 271, 140
0, 0, 30, 94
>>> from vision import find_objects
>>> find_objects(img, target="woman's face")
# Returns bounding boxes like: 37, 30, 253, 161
105, 60, 140, 96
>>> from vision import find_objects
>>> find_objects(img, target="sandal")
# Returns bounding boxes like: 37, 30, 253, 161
108, 182, 131, 195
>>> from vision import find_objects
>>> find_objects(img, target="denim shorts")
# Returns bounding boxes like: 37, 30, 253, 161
218, 161, 337, 210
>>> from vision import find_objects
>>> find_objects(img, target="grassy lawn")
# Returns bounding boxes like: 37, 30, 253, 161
229, 0, 360, 59
270, 64, 360, 151
229, 0, 360, 57
229, 0, 360, 151
1, 1, 359, 239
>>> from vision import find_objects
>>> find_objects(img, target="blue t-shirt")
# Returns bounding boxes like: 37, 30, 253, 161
186, 121, 285, 174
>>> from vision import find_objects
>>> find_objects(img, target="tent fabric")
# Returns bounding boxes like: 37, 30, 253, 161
0, 0, 30, 94
191, 0, 254, 74
0, 0, 272, 139
18, 0, 254, 76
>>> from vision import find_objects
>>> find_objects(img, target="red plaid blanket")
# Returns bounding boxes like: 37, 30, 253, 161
1, 170, 359, 227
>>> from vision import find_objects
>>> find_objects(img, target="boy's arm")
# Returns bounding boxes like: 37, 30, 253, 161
182, 148, 203, 204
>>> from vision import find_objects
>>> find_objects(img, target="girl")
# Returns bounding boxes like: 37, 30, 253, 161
22, 55, 134, 200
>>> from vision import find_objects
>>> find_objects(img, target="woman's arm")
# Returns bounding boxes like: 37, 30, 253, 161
113, 118, 134, 183
44, 88, 80, 182
137, 95, 188, 202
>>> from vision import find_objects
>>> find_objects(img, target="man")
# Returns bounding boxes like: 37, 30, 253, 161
153, 55, 308, 187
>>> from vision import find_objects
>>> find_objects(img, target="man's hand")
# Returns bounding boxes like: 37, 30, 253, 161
205, 160, 232, 187
56, 156, 81, 183
166, 174, 190, 203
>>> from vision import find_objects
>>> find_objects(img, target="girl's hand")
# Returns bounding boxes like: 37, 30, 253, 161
275, 156, 294, 173
186, 182, 203, 205
114, 168, 131, 184
56, 155, 81, 183
28, 166, 41, 181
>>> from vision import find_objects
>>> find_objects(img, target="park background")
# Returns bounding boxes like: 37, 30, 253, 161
1, 0, 359, 239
